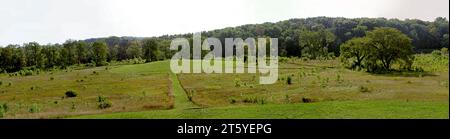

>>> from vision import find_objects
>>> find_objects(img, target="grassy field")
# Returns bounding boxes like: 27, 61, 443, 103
1, 54, 449, 119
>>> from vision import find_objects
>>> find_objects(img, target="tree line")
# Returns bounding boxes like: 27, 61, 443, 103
1, 17, 448, 73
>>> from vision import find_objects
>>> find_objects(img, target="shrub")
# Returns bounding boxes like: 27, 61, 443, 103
359, 85, 369, 92
97, 95, 112, 109
65, 90, 78, 98
50, 77, 54, 80
286, 76, 292, 85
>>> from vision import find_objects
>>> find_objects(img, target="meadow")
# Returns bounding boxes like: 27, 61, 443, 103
0, 54, 448, 119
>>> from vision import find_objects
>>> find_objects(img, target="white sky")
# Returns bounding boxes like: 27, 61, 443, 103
0, 0, 448, 45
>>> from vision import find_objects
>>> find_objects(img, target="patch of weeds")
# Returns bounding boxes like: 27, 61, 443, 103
71, 102, 76, 111
336, 74, 344, 84
50, 77, 54, 81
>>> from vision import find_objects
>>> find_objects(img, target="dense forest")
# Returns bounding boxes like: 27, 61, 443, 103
1, 17, 448, 73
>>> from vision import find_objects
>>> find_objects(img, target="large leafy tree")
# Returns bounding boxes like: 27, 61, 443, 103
91, 41, 109, 66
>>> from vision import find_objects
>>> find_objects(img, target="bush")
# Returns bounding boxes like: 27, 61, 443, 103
97, 95, 112, 109
286, 76, 292, 85
65, 90, 78, 98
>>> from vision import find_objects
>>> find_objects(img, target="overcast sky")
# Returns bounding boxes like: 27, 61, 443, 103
0, 0, 448, 45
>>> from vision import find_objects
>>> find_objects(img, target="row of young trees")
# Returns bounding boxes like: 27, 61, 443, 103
0, 38, 164, 72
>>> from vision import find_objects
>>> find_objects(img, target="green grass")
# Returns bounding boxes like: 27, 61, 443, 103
73, 100, 449, 119
0, 62, 173, 118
